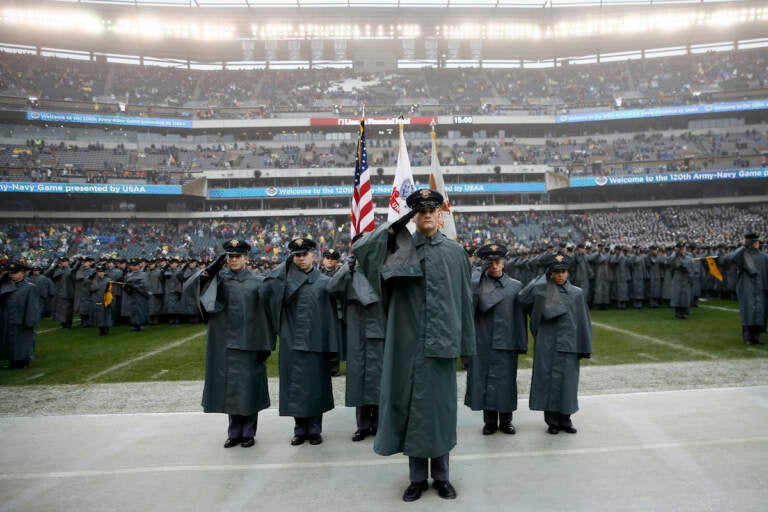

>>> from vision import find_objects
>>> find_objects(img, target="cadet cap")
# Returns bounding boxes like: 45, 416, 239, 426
223, 239, 251, 254
476, 244, 508, 261
405, 188, 443, 211
323, 248, 341, 260
289, 237, 317, 255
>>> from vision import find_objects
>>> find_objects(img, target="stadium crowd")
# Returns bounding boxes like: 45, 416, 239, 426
1, 47, 766, 117
2, 126, 767, 184
3, 204, 766, 267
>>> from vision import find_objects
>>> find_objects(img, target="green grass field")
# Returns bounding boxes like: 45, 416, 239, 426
1, 298, 765, 386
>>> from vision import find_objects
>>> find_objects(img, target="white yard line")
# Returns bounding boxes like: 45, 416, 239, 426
0, 435, 764, 481
591, 321, 716, 359
700, 305, 739, 312
84, 332, 205, 382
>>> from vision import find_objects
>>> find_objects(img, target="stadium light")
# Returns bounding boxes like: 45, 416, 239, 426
1, 7, 104, 34
1, 5, 766, 42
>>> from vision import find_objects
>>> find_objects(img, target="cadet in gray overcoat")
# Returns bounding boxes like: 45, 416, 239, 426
464, 243, 527, 436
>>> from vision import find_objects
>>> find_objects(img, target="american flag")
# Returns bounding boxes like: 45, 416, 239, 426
351, 119, 375, 240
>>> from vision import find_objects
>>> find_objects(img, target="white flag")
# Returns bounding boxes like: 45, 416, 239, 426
387, 123, 417, 223
428, 128, 457, 239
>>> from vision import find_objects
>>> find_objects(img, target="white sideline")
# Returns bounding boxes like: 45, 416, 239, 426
0, 435, 764, 481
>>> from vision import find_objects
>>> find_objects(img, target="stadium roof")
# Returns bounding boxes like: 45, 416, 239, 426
46, 0, 747, 8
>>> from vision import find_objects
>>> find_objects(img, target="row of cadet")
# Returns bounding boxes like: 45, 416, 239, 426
188, 188, 591, 503
472, 237, 767, 324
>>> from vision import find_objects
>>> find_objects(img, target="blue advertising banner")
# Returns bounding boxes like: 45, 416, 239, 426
556, 100, 768, 124
208, 182, 545, 199
26, 111, 193, 129
0, 182, 182, 195
569, 168, 768, 188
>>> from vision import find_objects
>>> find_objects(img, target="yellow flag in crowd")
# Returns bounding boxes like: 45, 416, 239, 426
705, 256, 723, 282
103, 282, 113, 307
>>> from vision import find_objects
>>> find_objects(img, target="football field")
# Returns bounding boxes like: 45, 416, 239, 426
1, 298, 765, 387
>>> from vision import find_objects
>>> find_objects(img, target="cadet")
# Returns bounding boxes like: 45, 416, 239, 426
464, 243, 527, 435
320, 248, 342, 276
519, 253, 592, 434
669, 241, 695, 319
263, 237, 338, 446
187, 240, 272, 448
147, 258, 165, 325
122, 258, 149, 331
354, 189, 476, 502
327, 239, 385, 442
49, 256, 75, 328
163, 257, 184, 324
0, 261, 40, 369
90, 264, 114, 336
724, 233, 768, 345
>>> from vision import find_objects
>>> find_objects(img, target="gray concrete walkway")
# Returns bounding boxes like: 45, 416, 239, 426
1, 386, 766, 512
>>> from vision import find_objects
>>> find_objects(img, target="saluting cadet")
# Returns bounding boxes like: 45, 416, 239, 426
29, 266, 55, 319
186, 239, 272, 448
0, 261, 40, 369
327, 237, 385, 442
320, 248, 342, 277
354, 189, 476, 502
519, 253, 592, 435
162, 257, 184, 324
669, 241, 695, 319
89, 264, 113, 336
122, 258, 149, 331
49, 256, 75, 328
263, 237, 339, 446
724, 233, 768, 345
147, 258, 165, 325
321, 248, 344, 376
464, 243, 527, 436
74, 256, 95, 327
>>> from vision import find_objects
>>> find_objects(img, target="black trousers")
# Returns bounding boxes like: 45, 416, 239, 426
294, 415, 323, 436
228, 414, 258, 440
544, 410, 573, 428
356, 404, 379, 432
483, 409, 512, 427
409, 453, 449, 483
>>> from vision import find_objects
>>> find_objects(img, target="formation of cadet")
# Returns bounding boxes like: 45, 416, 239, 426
2, 208, 765, 504
503, 238, 764, 325
36, 255, 209, 334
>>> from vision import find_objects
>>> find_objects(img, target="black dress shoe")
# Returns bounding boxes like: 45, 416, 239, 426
547, 426, 560, 435
433, 480, 457, 500
308, 433, 323, 445
352, 429, 370, 442
240, 437, 255, 447
223, 438, 241, 448
482, 424, 497, 435
290, 435, 306, 446
499, 423, 516, 435
402, 480, 428, 502
560, 425, 578, 434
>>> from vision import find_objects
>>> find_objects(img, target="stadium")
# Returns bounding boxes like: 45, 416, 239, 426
0, 1, 767, 511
